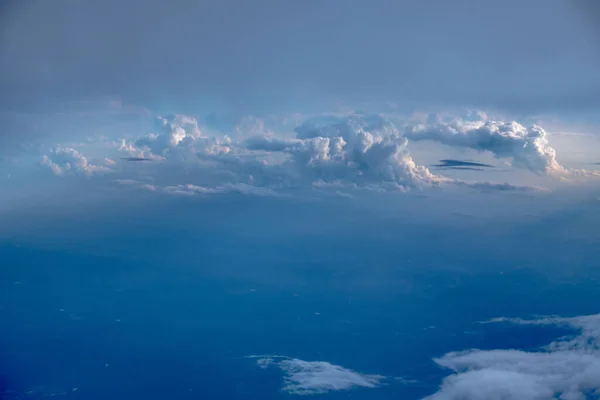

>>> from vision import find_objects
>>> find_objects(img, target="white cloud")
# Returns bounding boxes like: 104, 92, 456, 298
248, 355, 386, 395
40, 112, 549, 195
41, 148, 111, 176
246, 115, 449, 190
405, 115, 600, 181
130, 115, 231, 160
425, 313, 600, 400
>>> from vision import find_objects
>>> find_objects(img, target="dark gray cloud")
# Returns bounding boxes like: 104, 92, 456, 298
432, 160, 495, 169
121, 157, 151, 162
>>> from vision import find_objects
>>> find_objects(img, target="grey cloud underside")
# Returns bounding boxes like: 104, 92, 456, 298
425, 314, 600, 400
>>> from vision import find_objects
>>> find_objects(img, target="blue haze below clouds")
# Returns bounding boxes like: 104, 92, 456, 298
2, 191, 600, 399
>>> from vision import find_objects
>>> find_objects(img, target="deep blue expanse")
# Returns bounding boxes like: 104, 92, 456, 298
2, 193, 600, 399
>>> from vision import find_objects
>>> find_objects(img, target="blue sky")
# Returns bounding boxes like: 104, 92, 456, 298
2, 1, 600, 399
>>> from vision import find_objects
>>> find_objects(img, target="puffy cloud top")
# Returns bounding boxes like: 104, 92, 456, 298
133, 115, 231, 159
247, 115, 444, 189
41, 148, 111, 176
406, 119, 565, 175
405, 116, 600, 179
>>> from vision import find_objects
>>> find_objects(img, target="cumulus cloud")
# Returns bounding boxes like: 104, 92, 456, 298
425, 313, 600, 400
405, 116, 600, 179
41, 112, 547, 194
248, 355, 386, 395
130, 115, 231, 160
247, 115, 448, 190
41, 148, 111, 176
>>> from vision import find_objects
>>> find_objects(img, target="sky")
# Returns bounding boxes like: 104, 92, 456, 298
2, 1, 600, 399
1, 0, 600, 114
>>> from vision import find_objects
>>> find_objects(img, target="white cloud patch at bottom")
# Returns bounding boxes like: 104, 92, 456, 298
425, 314, 600, 400
248, 355, 386, 395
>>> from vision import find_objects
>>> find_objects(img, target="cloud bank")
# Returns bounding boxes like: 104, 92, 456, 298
35, 110, 595, 196
405, 116, 600, 179
248, 355, 386, 395
425, 313, 600, 400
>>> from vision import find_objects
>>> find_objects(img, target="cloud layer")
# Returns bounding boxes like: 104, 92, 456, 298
425, 313, 600, 400
36, 110, 599, 196
248, 355, 386, 395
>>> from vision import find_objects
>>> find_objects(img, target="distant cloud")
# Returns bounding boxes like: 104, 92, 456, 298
131, 115, 231, 159
121, 157, 151, 162
405, 116, 600, 179
39, 111, 551, 194
248, 355, 387, 395
41, 148, 111, 176
114, 180, 277, 197
246, 115, 448, 190
163, 183, 279, 197
454, 181, 547, 193
425, 313, 600, 400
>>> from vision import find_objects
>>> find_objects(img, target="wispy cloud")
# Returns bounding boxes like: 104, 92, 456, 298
247, 355, 387, 395
121, 157, 151, 162
432, 159, 495, 169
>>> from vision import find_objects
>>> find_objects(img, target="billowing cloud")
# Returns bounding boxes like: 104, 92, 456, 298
130, 115, 231, 160
425, 313, 600, 400
39, 112, 549, 195
248, 355, 386, 395
246, 115, 448, 190
405, 116, 600, 180
41, 148, 111, 176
